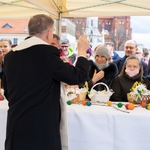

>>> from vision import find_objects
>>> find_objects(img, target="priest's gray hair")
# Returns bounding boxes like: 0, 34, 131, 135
28, 14, 54, 36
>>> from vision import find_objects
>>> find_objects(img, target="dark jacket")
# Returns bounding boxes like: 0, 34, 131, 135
79, 60, 118, 92
69, 53, 76, 64
114, 56, 148, 77
3, 44, 89, 150
110, 75, 150, 102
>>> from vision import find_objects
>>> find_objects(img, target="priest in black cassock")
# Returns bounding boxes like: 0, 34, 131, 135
3, 14, 90, 150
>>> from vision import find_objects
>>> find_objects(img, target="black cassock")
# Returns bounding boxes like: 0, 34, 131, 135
3, 38, 89, 150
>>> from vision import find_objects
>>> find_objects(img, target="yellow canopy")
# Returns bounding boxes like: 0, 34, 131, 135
0, 0, 49, 19
0, 0, 150, 19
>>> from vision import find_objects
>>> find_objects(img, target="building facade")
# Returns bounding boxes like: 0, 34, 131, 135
0, 16, 132, 50
69, 16, 132, 50
0, 20, 29, 45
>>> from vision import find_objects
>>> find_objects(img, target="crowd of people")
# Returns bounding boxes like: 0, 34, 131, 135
1, 13, 150, 150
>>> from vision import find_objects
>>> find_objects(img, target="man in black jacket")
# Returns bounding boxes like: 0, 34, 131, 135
3, 14, 90, 150
114, 40, 148, 77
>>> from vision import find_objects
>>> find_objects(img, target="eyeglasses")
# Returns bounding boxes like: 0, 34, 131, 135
61, 46, 68, 48
125, 46, 134, 49
136, 52, 142, 54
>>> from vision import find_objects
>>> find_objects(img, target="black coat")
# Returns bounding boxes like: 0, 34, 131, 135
110, 75, 150, 102
69, 53, 77, 64
79, 60, 118, 92
114, 56, 148, 77
3, 44, 90, 150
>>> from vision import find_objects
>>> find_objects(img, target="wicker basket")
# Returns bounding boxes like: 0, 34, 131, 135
89, 82, 113, 103
127, 93, 150, 104
72, 89, 87, 103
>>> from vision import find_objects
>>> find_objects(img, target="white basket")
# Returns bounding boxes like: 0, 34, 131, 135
89, 82, 113, 103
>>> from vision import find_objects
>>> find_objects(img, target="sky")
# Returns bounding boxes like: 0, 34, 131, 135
131, 16, 150, 48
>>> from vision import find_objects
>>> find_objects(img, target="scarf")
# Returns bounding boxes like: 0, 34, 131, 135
95, 61, 109, 70
125, 73, 141, 81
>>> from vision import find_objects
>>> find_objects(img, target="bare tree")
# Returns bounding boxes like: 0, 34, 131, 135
108, 29, 129, 51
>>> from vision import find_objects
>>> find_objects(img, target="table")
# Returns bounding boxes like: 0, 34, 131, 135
67, 104, 150, 150
1, 100, 150, 150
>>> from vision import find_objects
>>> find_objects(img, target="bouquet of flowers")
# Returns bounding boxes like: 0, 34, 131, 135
127, 81, 150, 104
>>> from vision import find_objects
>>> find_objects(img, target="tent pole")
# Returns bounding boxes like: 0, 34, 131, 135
58, 13, 62, 37
55, 12, 61, 37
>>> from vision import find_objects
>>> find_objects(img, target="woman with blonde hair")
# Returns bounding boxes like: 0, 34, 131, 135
110, 55, 150, 102
0, 38, 12, 57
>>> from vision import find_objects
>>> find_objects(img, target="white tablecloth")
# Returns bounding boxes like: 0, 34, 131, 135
67, 104, 150, 150
0, 100, 8, 150
1, 100, 150, 150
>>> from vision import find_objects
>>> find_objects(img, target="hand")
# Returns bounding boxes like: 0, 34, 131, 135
77, 35, 89, 57
92, 70, 104, 84
60, 56, 69, 62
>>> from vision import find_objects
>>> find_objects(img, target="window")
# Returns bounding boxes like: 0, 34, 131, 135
98, 22, 102, 32
91, 20, 93, 26
13, 38, 18, 45
119, 21, 124, 31
90, 38, 92, 43
118, 20, 125, 38
106, 22, 111, 32
2, 23, 13, 28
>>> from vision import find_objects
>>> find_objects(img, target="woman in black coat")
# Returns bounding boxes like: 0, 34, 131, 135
110, 55, 150, 102
80, 45, 118, 93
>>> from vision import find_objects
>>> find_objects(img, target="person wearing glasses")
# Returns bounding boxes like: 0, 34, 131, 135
51, 34, 72, 65
60, 38, 77, 64
113, 40, 148, 77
